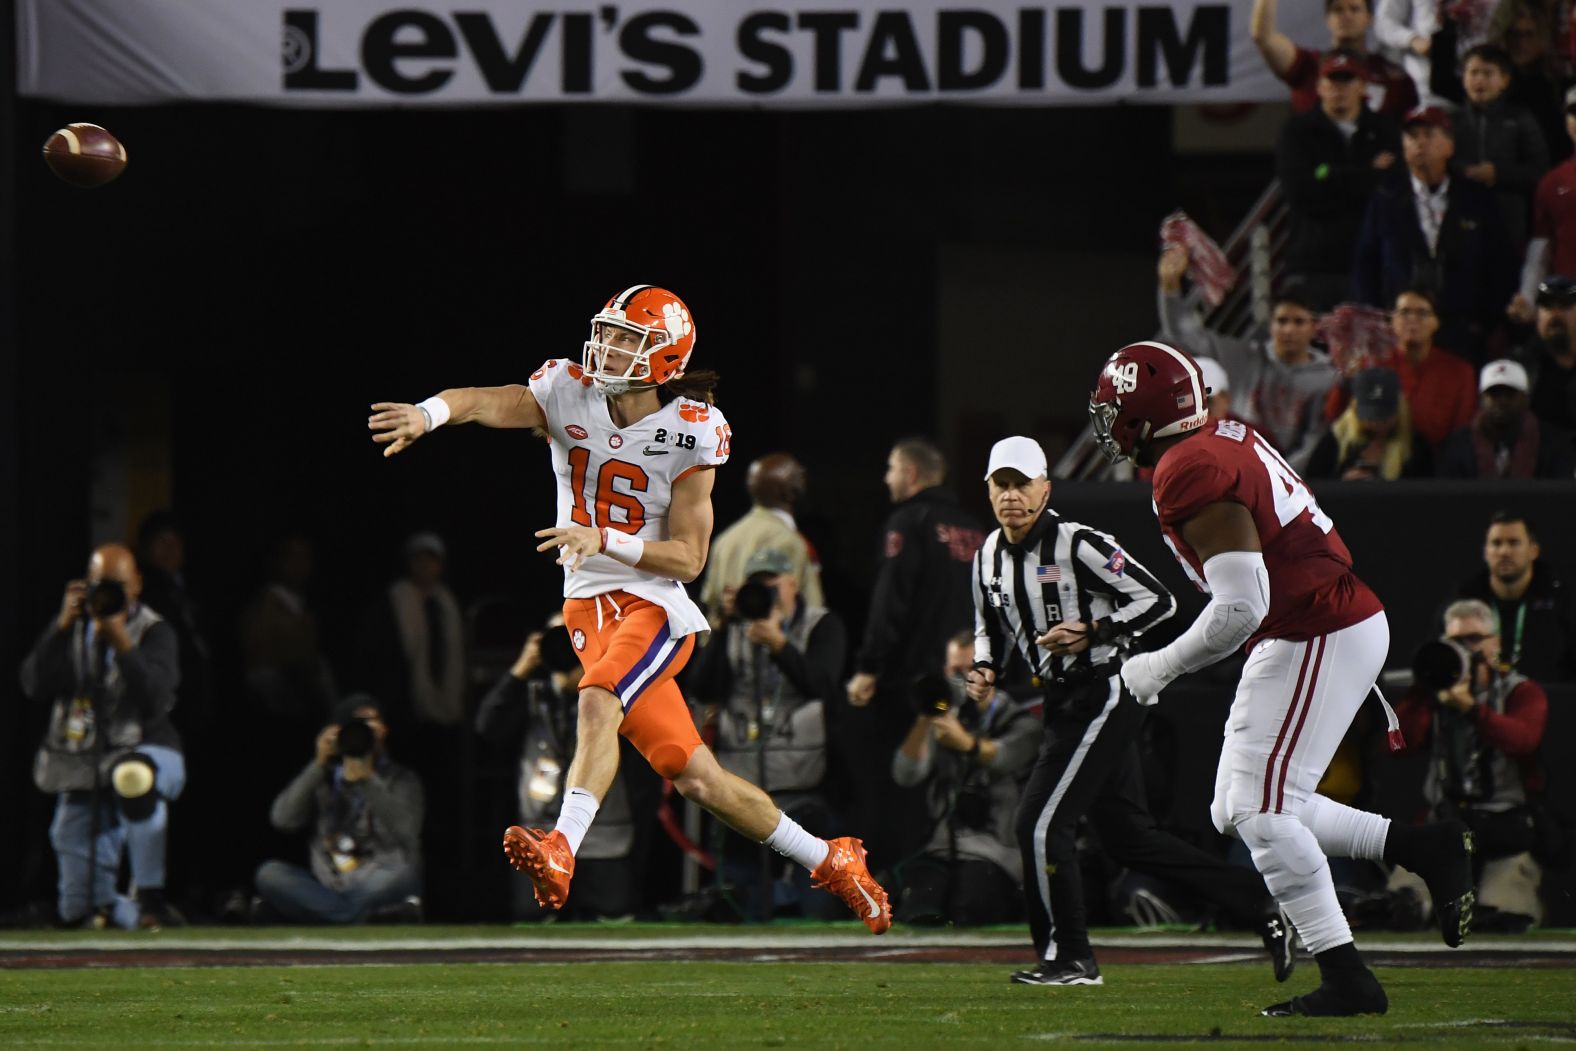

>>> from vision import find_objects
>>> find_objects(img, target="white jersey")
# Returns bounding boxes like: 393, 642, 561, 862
528, 358, 731, 637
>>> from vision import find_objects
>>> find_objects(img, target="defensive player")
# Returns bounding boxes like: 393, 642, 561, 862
1089, 341, 1473, 1017
368, 285, 890, 932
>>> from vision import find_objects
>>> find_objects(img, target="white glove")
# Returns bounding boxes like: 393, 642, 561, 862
1120, 650, 1178, 706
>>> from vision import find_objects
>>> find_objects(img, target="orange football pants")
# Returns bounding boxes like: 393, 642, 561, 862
562, 591, 701, 779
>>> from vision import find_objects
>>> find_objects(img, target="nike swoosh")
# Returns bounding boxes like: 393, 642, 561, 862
854, 880, 880, 919
547, 859, 571, 874
642, 447, 670, 456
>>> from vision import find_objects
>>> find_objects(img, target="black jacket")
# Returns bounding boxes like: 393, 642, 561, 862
1459, 562, 1576, 684
1277, 105, 1402, 276
855, 487, 984, 683
1453, 96, 1550, 248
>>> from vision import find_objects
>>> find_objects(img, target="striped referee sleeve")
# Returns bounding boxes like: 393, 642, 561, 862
971, 543, 1002, 669
1072, 529, 1175, 639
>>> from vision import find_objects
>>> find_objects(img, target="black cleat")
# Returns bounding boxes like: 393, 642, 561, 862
1011, 958, 1103, 986
1414, 821, 1475, 948
1260, 906, 1296, 983
1262, 973, 1388, 1017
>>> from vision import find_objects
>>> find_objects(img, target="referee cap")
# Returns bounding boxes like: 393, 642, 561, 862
984, 436, 1047, 481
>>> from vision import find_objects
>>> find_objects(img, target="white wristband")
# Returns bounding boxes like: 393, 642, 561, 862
601, 529, 645, 568
417, 396, 451, 432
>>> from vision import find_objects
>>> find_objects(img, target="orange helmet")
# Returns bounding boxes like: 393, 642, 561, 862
582, 285, 697, 394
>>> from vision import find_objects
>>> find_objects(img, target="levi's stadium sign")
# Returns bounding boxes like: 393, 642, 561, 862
18, 1, 1325, 107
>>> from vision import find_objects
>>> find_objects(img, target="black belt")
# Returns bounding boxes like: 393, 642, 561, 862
1031, 659, 1120, 692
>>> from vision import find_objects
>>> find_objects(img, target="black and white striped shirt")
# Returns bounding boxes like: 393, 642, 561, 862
972, 509, 1174, 687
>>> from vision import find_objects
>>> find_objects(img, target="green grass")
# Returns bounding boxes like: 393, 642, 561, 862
1, 963, 1572, 1049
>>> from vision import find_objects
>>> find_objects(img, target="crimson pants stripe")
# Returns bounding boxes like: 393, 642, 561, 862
1260, 640, 1316, 814
1274, 634, 1328, 814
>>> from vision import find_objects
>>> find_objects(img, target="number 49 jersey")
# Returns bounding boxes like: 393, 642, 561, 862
528, 358, 731, 635
1151, 419, 1382, 647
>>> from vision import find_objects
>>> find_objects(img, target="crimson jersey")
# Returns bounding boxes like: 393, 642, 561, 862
1151, 419, 1382, 647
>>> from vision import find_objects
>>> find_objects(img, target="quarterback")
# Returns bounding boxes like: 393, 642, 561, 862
1090, 341, 1473, 1017
369, 285, 890, 932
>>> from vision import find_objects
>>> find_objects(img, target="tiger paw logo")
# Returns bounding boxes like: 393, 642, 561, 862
661, 301, 693, 344
677, 401, 710, 423
571, 629, 587, 652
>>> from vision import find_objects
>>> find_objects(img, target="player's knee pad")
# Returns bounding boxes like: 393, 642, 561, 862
1235, 812, 1327, 900
110, 753, 160, 822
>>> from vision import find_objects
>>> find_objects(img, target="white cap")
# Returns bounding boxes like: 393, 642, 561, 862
1195, 356, 1229, 396
984, 436, 1048, 480
1479, 359, 1529, 394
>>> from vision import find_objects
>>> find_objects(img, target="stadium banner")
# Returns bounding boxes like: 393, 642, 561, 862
17, 1, 1327, 107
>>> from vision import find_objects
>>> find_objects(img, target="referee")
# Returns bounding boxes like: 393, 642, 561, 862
968, 437, 1292, 988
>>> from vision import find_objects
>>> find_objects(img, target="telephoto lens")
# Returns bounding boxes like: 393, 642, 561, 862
337, 718, 376, 760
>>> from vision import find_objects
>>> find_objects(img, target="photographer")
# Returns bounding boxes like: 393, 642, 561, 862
1396, 599, 1554, 929
475, 616, 660, 920
891, 633, 1039, 925
254, 695, 424, 924
21, 543, 185, 929
688, 546, 846, 918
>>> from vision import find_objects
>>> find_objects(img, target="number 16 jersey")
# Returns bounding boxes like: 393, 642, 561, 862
528, 358, 731, 637
1151, 419, 1381, 648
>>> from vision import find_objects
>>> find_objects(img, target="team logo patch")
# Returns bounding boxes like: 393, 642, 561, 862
608, 434, 624, 449
1104, 550, 1127, 576
565, 424, 589, 440
571, 628, 587, 652
885, 530, 904, 558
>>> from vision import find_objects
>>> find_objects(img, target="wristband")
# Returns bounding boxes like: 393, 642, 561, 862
416, 395, 451, 432
601, 529, 646, 568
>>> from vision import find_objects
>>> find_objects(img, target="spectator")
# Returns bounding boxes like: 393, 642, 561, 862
1195, 357, 1238, 421
1374, 0, 1439, 107
844, 438, 984, 862
475, 618, 660, 920
1517, 86, 1576, 312
1253, 0, 1419, 120
354, 532, 466, 734
1306, 365, 1435, 478
1276, 49, 1404, 311
20, 544, 186, 930
1437, 358, 1576, 476
890, 633, 1039, 926
689, 546, 846, 919
135, 511, 211, 741
1458, 511, 1576, 683
700, 452, 824, 629
240, 532, 337, 728
1502, 4, 1568, 163
1158, 246, 1339, 471
1394, 599, 1551, 928
1513, 274, 1576, 432
1354, 105, 1518, 360
1453, 44, 1550, 251
254, 695, 424, 924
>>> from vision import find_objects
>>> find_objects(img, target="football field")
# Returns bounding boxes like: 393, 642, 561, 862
1, 925, 1572, 1049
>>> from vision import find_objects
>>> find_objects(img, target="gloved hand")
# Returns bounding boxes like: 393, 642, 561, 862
1120, 650, 1178, 706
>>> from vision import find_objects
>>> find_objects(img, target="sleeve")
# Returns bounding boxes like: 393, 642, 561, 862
19, 625, 76, 702
116, 621, 181, 722
856, 508, 927, 675
985, 704, 1042, 776
363, 766, 426, 856
525, 359, 571, 434
771, 611, 846, 705
1373, 0, 1421, 50
1449, 359, 1480, 435
676, 403, 731, 484
1157, 288, 1217, 359
1474, 681, 1548, 758
1532, 173, 1556, 240
1282, 395, 1331, 475
1280, 46, 1317, 89
891, 739, 933, 787
971, 545, 1006, 671
473, 673, 531, 741
1071, 529, 1175, 640
685, 621, 734, 704
270, 762, 327, 833
1153, 444, 1239, 528
1498, 110, 1550, 194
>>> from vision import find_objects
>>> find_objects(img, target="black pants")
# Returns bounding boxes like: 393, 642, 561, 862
1015, 675, 1273, 962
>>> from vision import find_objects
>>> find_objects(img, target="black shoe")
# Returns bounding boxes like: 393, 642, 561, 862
1260, 906, 1296, 983
1413, 821, 1475, 948
1011, 958, 1103, 986
1261, 972, 1388, 1017
369, 896, 424, 925
136, 889, 186, 932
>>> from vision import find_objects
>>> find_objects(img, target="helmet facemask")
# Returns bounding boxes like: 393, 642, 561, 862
583, 313, 669, 396
1089, 396, 1136, 464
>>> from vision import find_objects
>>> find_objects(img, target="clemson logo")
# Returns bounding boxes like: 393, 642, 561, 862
566, 363, 584, 379
677, 402, 710, 423
661, 302, 693, 344
565, 424, 588, 440
571, 629, 587, 652
609, 434, 623, 449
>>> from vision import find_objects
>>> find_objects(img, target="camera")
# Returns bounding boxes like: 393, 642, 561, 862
84, 579, 127, 618
337, 718, 376, 760
539, 627, 581, 675
909, 672, 956, 717
1411, 638, 1478, 692
735, 578, 776, 621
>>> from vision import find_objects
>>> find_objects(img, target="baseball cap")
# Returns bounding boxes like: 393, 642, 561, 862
1402, 105, 1453, 133
742, 547, 795, 580
1479, 359, 1530, 394
1536, 274, 1576, 307
984, 436, 1048, 480
404, 531, 446, 560
1319, 50, 1365, 79
1351, 367, 1402, 422
1195, 356, 1230, 396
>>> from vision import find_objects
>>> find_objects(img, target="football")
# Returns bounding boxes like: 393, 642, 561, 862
42, 123, 128, 188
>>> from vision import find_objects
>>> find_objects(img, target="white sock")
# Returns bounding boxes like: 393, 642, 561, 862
554, 787, 600, 856
1301, 794, 1390, 862
1279, 883, 1354, 955
763, 812, 830, 871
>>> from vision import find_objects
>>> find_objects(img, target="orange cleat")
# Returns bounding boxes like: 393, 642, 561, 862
811, 836, 891, 934
502, 826, 575, 909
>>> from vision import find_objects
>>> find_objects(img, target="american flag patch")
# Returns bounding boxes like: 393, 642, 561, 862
1035, 565, 1060, 583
